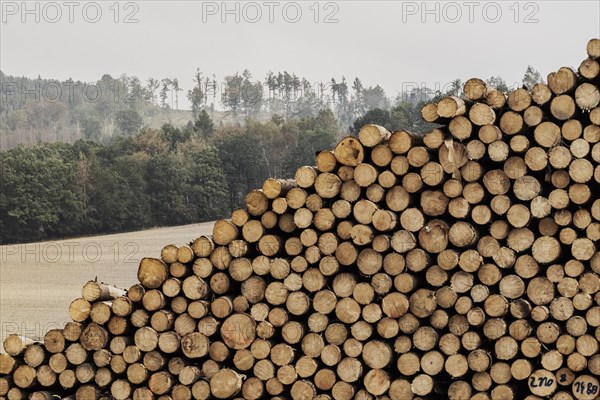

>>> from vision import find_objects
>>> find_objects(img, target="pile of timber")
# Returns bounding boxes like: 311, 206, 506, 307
1, 38, 600, 400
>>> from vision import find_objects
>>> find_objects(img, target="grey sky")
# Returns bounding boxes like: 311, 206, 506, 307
1, 1, 599, 109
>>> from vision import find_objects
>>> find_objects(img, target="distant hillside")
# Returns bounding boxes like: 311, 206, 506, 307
1, 69, 433, 149
0, 72, 199, 149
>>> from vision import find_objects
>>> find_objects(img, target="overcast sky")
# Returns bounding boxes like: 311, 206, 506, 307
1, 1, 599, 108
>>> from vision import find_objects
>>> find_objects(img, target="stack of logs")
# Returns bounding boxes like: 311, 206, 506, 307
2, 38, 600, 400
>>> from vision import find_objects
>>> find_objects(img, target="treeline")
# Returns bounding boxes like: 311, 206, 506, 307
0, 110, 339, 244
0, 66, 544, 149
0, 69, 400, 148
0, 66, 544, 243
0, 72, 174, 148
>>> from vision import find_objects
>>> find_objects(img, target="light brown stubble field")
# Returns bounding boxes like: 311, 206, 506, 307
0, 222, 214, 350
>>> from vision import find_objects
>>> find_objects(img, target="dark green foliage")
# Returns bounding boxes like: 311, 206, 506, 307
352, 108, 391, 134
284, 109, 338, 173
389, 101, 435, 133
1, 110, 339, 244
222, 73, 244, 116
352, 100, 437, 136
188, 69, 205, 118
80, 118, 102, 140
211, 110, 338, 210
182, 143, 229, 221
145, 151, 194, 226
1, 67, 475, 243
161, 123, 191, 150
214, 124, 267, 209
193, 110, 215, 137
86, 152, 152, 232
116, 109, 143, 136
0, 144, 83, 242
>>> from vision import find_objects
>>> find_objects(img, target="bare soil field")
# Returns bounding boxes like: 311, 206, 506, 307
0, 222, 214, 349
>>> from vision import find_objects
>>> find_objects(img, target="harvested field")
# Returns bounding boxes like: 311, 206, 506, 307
0, 223, 214, 348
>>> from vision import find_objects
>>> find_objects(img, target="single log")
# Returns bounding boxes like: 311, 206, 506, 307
524, 106, 543, 127
588, 38, 600, 58
263, 178, 298, 200
82, 281, 126, 302
138, 258, 169, 289
353, 163, 378, 187
80, 323, 109, 351
191, 236, 214, 258
486, 88, 507, 109
143, 289, 166, 311
213, 219, 239, 246
210, 369, 243, 398
160, 244, 178, 264
231, 208, 250, 227
13, 365, 36, 389
421, 103, 439, 123
364, 369, 390, 395
149, 371, 173, 395
439, 140, 468, 175
69, 298, 91, 323
507, 88, 532, 112
358, 124, 391, 147
89, 301, 111, 325
305, 193, 324, 211
469, 102, 496, 126
464, 78, 487, 100
499, 111, 523, 135
112, 296, 133, 317
388, 130, 415, 155
23, 344, 46, 368
528, 369, 557, 396
551, 95, 577, 120
437, 96, 466, 118
449, 116, 473, 140
181, 332, 209, 358
548, 67, 577, 95
531, 83, 552, 105
334, 137, 364, 166
314, 173, 341, 198
221, 313, 257, 350
295, 166, 318, 188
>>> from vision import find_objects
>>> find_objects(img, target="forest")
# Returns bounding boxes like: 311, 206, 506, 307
0, 67, 543, 243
